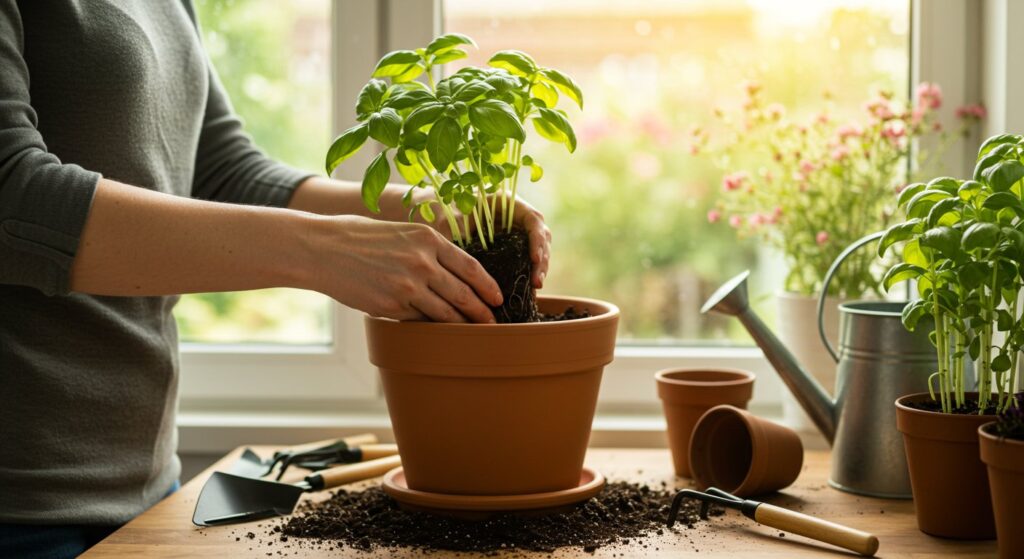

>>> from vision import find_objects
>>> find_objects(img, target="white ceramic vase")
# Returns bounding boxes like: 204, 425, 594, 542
776, 291, 843, 438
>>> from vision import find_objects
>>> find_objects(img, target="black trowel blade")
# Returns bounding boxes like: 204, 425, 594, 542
193, 471, 304, 526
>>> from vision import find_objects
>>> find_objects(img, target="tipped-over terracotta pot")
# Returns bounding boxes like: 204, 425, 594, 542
688, 405, 803, 497
895, 393, 995, 539
655, 368, 755, 477
366, 295, 619, 496
979, 423, 1024, 558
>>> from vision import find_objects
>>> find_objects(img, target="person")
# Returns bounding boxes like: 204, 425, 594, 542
0, 2, 551, 557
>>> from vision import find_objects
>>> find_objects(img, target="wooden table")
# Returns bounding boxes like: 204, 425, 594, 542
84, 447, 997, 558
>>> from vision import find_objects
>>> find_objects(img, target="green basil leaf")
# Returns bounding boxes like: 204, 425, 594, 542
488, 50, 537, 77
426, 117, 461, 172
906, 189, 953, 219
529, 161, 543, 182
877, 219, 922, 257
395, 154, 427, 185
958, 261, 990, 290
538, 68, 584, 109
982, 191, 1024, 215
418, 201, 436, 223
900, 298, 931, 331
962, 222, 1001, 251
432, 48, 468, 65
368, 108, 401, 148
927, 177, 961, 195
403, 102, 445, 133
977, 133, 1021, 159
919, 226, 961, 258
957, 180, 984, 202
425, 33, 476, 56
882, 263, 927, 291
361, 151, 391, 213
896, 182, 926, 208
982, 160, 1024, 192
926, 197, 961, 228
372, 50, 422, 78
974, 144, 1014, 181
455, 191, 477, 215
356, 79, 387, 120
325, 123, 369, 175
469, 99, 526, 142
386, 89, 436, 110
535, 108, 577, 152
530, 81, 559, 109
903, 238, 930, 267
392, 63, 425, 84
454, 81, 495, 103
459, 171, 480, 186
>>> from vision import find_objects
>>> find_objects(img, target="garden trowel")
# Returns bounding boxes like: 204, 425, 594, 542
193, 454, 402, 526
227, 433, 379, 479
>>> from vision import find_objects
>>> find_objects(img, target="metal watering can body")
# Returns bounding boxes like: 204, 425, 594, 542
702, 232, 945, 498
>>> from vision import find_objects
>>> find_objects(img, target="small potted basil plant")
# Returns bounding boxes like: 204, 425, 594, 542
879, 133, 1024, 539
325, 34, 619, 498
979, 395, 1024, 559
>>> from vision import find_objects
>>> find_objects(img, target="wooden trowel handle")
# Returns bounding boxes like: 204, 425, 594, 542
306, 454, 402, 491
754, 503, 879, 557
355, 443, 399, 461
286, 433, 378, 455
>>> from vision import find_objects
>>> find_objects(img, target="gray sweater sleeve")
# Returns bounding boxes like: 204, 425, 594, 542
185, 1, 313, 207
0, 2, 101, 296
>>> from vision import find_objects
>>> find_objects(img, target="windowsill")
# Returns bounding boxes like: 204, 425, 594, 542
176, 405, 829, 456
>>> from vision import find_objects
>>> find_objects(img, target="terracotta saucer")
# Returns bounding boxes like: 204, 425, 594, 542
382, 467, 605, 518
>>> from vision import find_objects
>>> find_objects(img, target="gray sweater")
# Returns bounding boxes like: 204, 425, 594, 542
0, 1, 311, 524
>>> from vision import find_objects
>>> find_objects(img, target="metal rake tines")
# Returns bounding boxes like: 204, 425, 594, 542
666, 487, 749, 527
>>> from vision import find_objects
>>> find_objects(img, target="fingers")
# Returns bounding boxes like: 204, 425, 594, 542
520, 210, 551, 288
429, 268, 496, 324
436, 239, 503, 307
410, 292, 467, 324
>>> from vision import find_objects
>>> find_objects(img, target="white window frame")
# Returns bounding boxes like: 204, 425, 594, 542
178, 0, 1000, 449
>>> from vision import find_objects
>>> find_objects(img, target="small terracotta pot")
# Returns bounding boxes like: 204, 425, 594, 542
655, 368, 754, 478
688, 405, 803, 497
895, 393, 995, 539
979, 423, 1024, 558
366, 295, 618, 496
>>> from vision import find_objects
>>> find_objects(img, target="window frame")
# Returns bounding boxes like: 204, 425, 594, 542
178, 0, 987, 425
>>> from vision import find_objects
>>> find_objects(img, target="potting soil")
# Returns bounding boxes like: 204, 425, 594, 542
273, 481, 719, 554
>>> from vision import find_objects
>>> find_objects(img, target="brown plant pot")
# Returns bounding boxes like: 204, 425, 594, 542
655, 368, 755, 477
895, 392, 996, 539
366, 295, 619, 496
979, 423, 1024, 558
688, 405, 804, 497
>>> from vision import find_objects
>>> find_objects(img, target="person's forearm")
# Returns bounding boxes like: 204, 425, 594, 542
70, 178, 316, 296
287, 176, 417, 223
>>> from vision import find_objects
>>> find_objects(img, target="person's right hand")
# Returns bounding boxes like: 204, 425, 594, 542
307, 215, 503, 323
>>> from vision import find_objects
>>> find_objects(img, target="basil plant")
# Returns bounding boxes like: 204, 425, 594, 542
879, 134, 1024, 414
325, 34, 582, 250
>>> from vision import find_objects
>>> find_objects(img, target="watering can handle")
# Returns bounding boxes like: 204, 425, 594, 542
817, 230, 886, 362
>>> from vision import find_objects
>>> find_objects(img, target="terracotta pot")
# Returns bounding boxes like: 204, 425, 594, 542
979, 423, 1024, 558
655, 368, 755, 477
895, 393, 995, 539
688, 405, 804, 497
366, 295, 619, 496
776, 291, 843, 434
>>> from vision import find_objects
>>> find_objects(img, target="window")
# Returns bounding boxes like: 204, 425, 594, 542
444, 0, 910, 343
178, 0, 332, 345
178, 0, 982, 416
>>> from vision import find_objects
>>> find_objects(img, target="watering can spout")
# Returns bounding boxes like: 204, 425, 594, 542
701, 271, 837, 443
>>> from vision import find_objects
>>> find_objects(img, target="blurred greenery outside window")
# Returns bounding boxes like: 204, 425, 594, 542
177, 0, 909, 346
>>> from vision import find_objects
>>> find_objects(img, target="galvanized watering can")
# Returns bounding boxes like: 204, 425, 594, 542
701, 231, 957, 499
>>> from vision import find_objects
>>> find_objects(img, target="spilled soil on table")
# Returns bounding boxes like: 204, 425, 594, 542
267, 481, 719, 555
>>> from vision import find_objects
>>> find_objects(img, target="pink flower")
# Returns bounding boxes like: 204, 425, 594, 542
729, 215, 743, 228
955, 104, 987, 120
816, 231, 830, 245
831, 146, 849, 161
915, 82, 943, 110
707, 209, 722, 223
689, 144, 700, 155
909, 107, 925, 126
749, 213, 768, 227
578, 118, 614, 144
816, 112, 830, 125
743, 80, 762, 97
864, 98, 894, 120
722, 171, 749, 192
769, 206, 783, 224
637, 113, 673, 146
836, 123, 864, 140
766, 103, 785, 120
799, 160, 816, 174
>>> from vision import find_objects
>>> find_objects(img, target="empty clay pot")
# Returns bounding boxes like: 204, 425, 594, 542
895, 393, 995, 539
688, 405, 803, 497
366, 295, 619, 496
979, 423, 1024, 558
656, 368, 754, 477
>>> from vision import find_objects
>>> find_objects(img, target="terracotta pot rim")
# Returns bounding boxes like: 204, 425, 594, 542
655, 367, 755, 388
897, 392, 998, 443
896, 392, 1000, 416
691, 405, 761, 493
365, 294, 619, 332
978, 422, 1024, 445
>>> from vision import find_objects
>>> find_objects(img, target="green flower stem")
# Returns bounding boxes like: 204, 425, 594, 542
930, 267, 951, 413
505, 140, 523, 232
460, 136, 495, 243
416, 152, 464, 245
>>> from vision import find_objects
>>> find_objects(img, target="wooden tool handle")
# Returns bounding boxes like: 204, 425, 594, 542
286, 433, 378, 455
313, 454, 402, 490
357, 443, 399, 461
754, 503, 879, 557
